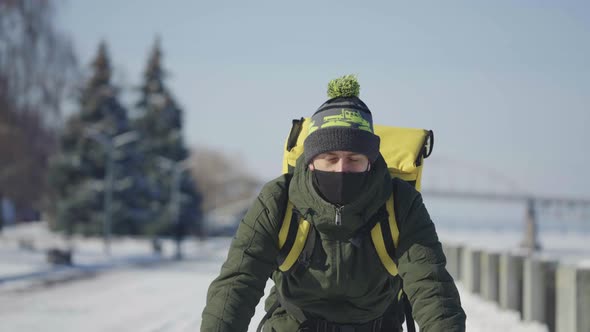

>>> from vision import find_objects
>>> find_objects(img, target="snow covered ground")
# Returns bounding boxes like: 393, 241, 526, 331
1, 221, 582, 331
0, 223, 177, 292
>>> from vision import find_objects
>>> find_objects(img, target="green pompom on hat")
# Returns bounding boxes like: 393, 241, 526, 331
327, 74, 360, 98
304, 75, 381, 165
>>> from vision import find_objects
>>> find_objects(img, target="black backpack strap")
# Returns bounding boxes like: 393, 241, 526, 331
402, 292, 416, 332
296, 222, 317, 270
277, 290, 308, 323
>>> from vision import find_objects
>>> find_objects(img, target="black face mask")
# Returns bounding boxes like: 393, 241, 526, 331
312, 170, 369, 206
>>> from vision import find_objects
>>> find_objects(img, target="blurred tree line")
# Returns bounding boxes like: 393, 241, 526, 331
1, 0, 260, 237
0, 0, 77, 230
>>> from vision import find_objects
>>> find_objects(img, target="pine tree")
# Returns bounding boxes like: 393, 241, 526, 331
48, 42, 146, 237
133, 38, 203, 240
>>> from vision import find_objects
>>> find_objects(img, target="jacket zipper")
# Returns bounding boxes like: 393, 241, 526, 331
335, 206, 343, 226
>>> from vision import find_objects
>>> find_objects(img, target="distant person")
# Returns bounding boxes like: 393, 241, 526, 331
201, 75, 466, 332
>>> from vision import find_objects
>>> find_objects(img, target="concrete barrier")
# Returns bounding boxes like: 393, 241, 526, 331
442, 243, 462, 281
523, 257, 558, 332
499, 253, 524, 316
449, 239, 590, 332
556, 265, 590, 332
481, 251, 500, 302
461, 247, 481, 294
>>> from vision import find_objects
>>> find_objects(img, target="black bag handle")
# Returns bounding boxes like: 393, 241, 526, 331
415, 130, 434, 167
286, 118, 305, 152
424, 130, 434, 159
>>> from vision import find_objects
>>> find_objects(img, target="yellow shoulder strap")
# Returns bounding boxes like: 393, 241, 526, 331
279, 195, 400, 276
278, 201, 311, 272
370, 193, 400, 276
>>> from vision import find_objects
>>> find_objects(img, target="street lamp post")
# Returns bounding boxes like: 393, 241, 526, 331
157, 156, 191, 259
85, 128, 139, 256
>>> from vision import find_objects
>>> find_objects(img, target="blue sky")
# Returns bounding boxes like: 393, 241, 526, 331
57, 1, 590, 201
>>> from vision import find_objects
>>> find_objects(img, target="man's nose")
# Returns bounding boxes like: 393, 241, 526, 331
335, 159, 353, 172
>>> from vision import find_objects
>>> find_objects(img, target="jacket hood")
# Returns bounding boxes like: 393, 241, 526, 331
288, 154, 392, 240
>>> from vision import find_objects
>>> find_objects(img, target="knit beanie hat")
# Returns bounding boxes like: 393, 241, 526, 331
303, 75, 380, 165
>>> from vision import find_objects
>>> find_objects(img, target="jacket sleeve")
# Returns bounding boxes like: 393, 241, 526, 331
201, 187, 285, 332
395, 181, 466, 332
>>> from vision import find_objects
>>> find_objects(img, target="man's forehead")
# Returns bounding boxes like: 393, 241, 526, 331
317, 151, 365, 158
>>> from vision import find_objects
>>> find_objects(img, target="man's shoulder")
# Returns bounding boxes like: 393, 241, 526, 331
391, 177, 420, 199
390, 177, 423, 220
257, 173, 292, 210
260, 173, 291, 196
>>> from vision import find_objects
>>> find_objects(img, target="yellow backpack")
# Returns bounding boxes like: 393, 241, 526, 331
278, 117, 434, 276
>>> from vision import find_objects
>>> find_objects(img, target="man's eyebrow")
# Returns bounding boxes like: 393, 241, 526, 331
345, 153, 364, 158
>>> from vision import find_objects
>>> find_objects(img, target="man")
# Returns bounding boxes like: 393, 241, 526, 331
201, 76, 466, 331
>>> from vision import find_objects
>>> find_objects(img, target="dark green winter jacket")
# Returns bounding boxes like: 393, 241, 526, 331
201, 155, 466, 331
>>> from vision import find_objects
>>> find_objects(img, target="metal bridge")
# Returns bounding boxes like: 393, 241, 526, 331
419, 156, 590, 253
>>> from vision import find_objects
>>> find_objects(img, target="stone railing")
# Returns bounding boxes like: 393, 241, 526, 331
442, 243, 590, 332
